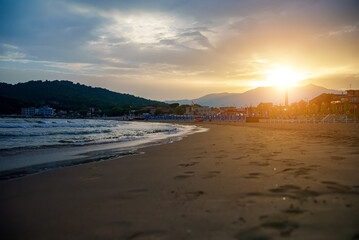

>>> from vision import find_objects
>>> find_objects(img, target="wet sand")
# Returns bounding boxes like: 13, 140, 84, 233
1, 122, 359, 240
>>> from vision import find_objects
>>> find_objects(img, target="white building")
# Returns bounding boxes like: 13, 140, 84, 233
21, 107, 37, 117
21, 106, 55, 117
37, 106, 55, 116
186, 106, 214, 115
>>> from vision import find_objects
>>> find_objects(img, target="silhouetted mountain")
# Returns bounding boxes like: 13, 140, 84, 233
0, 80, 167, 115
166, 84, 342, 107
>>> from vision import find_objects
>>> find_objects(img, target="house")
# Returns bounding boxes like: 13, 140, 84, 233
156, 107, 170, 113
141, 106, 169, 115
310, 90, 359, 113
21, 107, 37, 117
142, 106, 156, 115
21, 106, 55, 117
37, 106, 55, 116
186, 106, 215, 115
346, 90, 359, 103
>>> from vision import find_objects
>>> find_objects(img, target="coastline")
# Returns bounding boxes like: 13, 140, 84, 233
0, 122, 359, 239
0, 122, 206, 180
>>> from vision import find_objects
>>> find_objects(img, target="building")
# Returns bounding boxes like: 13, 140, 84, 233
156, 107, 170, 114
346, 90, 359, 103
219, 107, 237, 111
142, 106, 157, 115
37, 106, 55, 116
257, 102, 273, 117
21, 107, 37, 117
21, 106, 55, 117
310, 90, 359, 114
141, 106, 169, 115
219, 107, 247, 117
285, 87, 289, 107
186, 106, 215, 115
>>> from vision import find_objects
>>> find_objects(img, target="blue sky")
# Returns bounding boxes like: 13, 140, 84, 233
0, 0, 358, 100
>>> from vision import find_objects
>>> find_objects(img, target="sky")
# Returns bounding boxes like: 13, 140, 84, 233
0, 0, 358, 101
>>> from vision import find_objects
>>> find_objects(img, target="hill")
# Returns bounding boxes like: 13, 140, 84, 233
166, 84, 342, 107
0, 80, 167, 115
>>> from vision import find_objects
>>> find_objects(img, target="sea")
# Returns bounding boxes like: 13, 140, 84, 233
0, 118, 206, 179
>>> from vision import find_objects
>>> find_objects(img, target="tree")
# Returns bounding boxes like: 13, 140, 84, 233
331, 103, 338, 115
154, 109, 163, 116
298, 100, 307, 115
174, 105, 190, 115
321, 102, 327, 115
0, 80, 168, 115
169, 103, 179, 109
344, 100, 350, 115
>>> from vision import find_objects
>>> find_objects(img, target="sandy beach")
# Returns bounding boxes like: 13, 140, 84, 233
1, 122, 359, 240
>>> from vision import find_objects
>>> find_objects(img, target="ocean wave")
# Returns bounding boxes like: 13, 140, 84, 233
0, 119, 197, 152
0, 129, 112, 136
0, 123, 120, 128
0, 119, 129, 128
0, 134, 143, 151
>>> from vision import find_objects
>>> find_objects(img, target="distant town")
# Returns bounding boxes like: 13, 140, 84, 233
15, 89, 359, 123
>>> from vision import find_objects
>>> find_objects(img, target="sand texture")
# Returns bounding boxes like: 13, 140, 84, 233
1, 122, 359, 240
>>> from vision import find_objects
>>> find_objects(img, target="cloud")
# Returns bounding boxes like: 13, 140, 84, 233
0, 0, 359, 100
328, 24, 358, 36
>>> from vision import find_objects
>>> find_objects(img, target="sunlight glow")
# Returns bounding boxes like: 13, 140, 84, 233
249, 66, 309, 88
265, 66, 308, 87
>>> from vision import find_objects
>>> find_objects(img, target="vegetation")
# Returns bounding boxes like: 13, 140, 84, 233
0, 80, 168, 115
173, 104, 190, 115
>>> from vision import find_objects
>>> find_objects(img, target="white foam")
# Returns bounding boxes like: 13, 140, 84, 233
0, 118, 206, 151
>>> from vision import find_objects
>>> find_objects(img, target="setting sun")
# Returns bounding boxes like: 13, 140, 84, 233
265, 66, 308, 87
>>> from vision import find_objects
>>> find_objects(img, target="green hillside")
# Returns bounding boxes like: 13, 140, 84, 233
0, 80, 167, 115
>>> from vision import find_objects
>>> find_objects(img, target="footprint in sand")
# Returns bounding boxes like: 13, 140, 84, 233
184, 191, 204, 200
215, 161, 223, 166
243, 172, 266, 179
236, 218, 299, 239
235, 227, 271, 240
175, 190, 205, 201
331, 156, 346, 161
113, 188, 148, 200
285, 162, 305, 167
202, 171, 220, 179
126, 230, 167, 240
321, 181, 352, 194
249, 161, 270, 166
232, 217, 246, 225
233, 155, 249, 160
81, 173, 102, 181
272, 151, 282, 155
174, 171, 195, 179
261, 219, 299, 237
178, 162, 198, 167
282, 204, 306, 215
268, 185, 319, 200
198, 151, 208, 154
277, 166, 315, 177
260, 153, 273, 158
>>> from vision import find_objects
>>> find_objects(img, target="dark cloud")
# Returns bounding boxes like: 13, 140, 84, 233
0, 0, 358, 99
0, 0, 105, 63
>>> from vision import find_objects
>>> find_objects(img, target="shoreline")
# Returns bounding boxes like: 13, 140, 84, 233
0, 122, 358, 239
0, 122, 207, 180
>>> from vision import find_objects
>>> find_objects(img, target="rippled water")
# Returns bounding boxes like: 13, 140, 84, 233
0, 118, 191, 150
